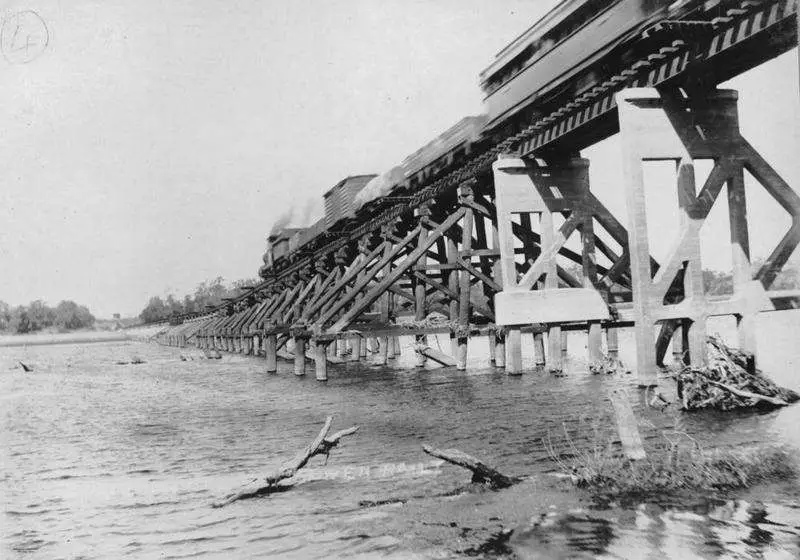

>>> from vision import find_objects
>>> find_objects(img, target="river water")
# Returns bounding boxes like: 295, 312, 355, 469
2, 312, 800, 559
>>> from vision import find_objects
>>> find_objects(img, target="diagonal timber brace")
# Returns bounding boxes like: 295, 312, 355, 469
325, 208, 467, 333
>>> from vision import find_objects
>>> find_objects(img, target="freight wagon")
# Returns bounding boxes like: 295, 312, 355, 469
323, 174, 377, 230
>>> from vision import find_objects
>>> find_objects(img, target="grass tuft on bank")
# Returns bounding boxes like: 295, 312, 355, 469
552, 440, 795, 498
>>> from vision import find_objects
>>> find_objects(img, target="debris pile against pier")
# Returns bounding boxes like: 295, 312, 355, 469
588, 354, 629, 376
675, 336, 800, 411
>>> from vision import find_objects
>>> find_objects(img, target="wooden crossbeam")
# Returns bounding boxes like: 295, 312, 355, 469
317, 255, 387, 321
255, 289, 288, 329
219, 310, 240, 334
315, 227, 425, 327
387, 233, 446, 263
303, 242, 389, 318
387, 285, 416, 304
316, 254, 372, 313
592, 234, 629, 283
228, 308, 251, 335
742, 142, 800, 289
460, 259, 502, 292
482, 198, 616, 279
598, 250, 630, 288
649, 160, 732, 300
244, 298, 272, 334
284, 274, 324, 324
225, 309, 245, 336
300, 267, 341, 321
410, 270, 458, 300
231, 304, 259, 335
275, 282, 304, 323
518, 209, 586, 289
587, 192, 660, 276
256, 288, 291, 329
237, 307, 258, 333
557, 266, 582, 288
203, 315, 226, 337
276, 334, 289, 351
327, 208, 467, 333
408, 269, 494, 319
415, 263, 460, 270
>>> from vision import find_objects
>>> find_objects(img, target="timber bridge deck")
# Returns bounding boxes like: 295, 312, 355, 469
152, 0, 800, 385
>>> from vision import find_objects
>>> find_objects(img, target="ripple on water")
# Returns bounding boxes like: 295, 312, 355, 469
2, 319, 800, 558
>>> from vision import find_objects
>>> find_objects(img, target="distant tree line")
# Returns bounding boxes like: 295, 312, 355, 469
703, 259, 800, 295
0, 300, 96, 334
552, 259, 800, 296
139, 277, 259, 324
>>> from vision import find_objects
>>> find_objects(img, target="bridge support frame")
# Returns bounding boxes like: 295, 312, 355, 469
491, 156, 611, 373
616, 87, 800, 385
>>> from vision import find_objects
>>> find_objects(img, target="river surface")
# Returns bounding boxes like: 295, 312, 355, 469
2, 312, 800, 559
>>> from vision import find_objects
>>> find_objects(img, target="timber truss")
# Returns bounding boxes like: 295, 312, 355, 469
159, 84, 800, 386
153, 1, 800, 385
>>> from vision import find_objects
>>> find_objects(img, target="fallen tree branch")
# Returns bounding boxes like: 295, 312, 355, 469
421, 444, 517, 489
415, 344, 457, 367
707, 380, 788, 407
213, 416, 359, 507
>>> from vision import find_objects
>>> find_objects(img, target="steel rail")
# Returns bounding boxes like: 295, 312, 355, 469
173, 0, 798, 323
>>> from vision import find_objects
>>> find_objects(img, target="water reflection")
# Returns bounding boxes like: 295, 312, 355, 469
510, 499, 800, 559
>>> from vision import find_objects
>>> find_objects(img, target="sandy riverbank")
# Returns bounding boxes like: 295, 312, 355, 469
0, 330, 132, 348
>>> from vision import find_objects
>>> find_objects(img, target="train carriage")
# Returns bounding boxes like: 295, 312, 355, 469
480, 0, 680, 130
260, 0, 756, 276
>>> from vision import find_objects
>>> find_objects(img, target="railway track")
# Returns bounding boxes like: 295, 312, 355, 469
194, 0, 797, 318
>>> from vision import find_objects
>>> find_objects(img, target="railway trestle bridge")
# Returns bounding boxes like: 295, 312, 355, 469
153, 0, 800, 387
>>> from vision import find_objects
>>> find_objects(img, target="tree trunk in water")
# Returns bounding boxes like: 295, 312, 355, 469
421, 444, 517, 489
214, 417, 359, 507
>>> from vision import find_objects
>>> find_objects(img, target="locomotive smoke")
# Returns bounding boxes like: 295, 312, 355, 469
269, 207, 294, 237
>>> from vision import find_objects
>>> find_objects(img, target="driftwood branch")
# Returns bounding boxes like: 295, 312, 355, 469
707, 380, 788, 407
421, 444, 517, 489
214, 416, 359, 507
415, 344, 457, 367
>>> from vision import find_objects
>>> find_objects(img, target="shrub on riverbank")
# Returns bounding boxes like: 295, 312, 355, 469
552, 440, 795, 498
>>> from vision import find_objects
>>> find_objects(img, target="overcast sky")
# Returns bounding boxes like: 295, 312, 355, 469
0, 0, 798, 318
